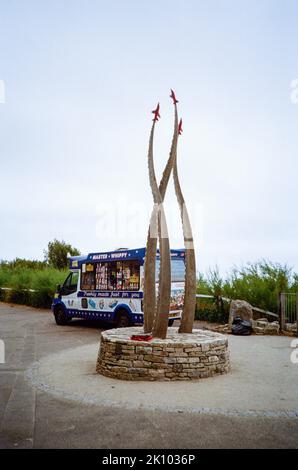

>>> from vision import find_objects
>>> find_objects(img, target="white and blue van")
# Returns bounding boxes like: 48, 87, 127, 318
52, 247, 185, 327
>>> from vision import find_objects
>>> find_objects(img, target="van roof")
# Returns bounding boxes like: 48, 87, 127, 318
69, 247, 185, 269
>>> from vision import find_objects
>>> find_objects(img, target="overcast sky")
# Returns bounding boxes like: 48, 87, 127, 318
0, 0, 297, 275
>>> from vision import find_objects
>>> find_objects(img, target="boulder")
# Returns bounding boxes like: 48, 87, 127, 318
229, 300, 253, 326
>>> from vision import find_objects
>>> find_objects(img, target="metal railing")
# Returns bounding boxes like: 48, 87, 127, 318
279, 292, 298, 332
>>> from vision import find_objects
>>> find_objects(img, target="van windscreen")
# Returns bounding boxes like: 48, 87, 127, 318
155, 259, 185, 282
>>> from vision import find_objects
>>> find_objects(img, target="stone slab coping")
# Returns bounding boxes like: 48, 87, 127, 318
101, 326, 228, 347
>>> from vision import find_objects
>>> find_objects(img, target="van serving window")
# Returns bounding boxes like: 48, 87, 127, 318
81, 261, 140, 291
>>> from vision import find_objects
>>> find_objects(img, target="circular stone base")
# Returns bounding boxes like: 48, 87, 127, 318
96, 327, 230, 381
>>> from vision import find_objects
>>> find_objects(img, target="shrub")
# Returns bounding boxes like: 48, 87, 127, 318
196, 260, 297, 322
4, 288, 31, 306
195, 297, 229, 324
29, 291, 53, 309
0, 266, 68, 309
0, 257, 297, 318
222, 260, 291, 314
0, 258, 47, 270
0, 288, 6, 302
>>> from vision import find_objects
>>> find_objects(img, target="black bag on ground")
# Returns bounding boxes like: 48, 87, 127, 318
231, 318, 252, 335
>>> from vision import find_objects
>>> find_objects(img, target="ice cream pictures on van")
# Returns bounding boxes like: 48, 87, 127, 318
52, 247, 186, 328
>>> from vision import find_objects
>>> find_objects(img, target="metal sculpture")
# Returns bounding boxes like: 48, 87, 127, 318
143, 91, 196, 338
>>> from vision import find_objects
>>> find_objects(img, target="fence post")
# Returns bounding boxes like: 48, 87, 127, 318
279, 292, 286, 331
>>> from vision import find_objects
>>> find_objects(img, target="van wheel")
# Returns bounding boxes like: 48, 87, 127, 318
54, 306, 70, 325
168, 319, 175, 326
115, 310, 131, 328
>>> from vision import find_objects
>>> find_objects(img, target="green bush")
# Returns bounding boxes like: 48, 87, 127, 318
196, 260, 297, 323
0, 265, 68, 309
4, 288, 31, 306
195, 297, 229, 323
0, 258, 297, 319
0, 288, 6, 302
222, 261, 291, 314
0, 258, 47, 270
29, 290, 53, 309
0, 240, 77, 309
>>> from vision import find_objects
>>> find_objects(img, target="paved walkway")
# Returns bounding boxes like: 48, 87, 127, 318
0, 302, 298, 448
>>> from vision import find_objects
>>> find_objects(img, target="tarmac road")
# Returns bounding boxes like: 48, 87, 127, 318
0, 302, 298, 449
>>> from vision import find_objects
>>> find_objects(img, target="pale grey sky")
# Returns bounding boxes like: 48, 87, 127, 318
0, 0, 298, 274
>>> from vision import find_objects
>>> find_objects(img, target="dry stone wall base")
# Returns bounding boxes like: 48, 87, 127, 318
96, 327, 230, 381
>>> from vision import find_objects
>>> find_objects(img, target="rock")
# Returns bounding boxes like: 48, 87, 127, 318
213, 324, 231, 334
264, 323, 280, 335
285, 323, 298, 333
253, 326, 264, 335
256, 320, 269, 328
229, 300, 253, 325
253, 320, 280, 335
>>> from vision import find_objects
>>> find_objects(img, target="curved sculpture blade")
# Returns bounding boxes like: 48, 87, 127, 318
143, 111, 171, 339
173, 118, 197, 334
143, 103, 178, 333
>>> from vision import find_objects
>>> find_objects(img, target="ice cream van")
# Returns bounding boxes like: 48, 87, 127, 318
52, 247, 185, 328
